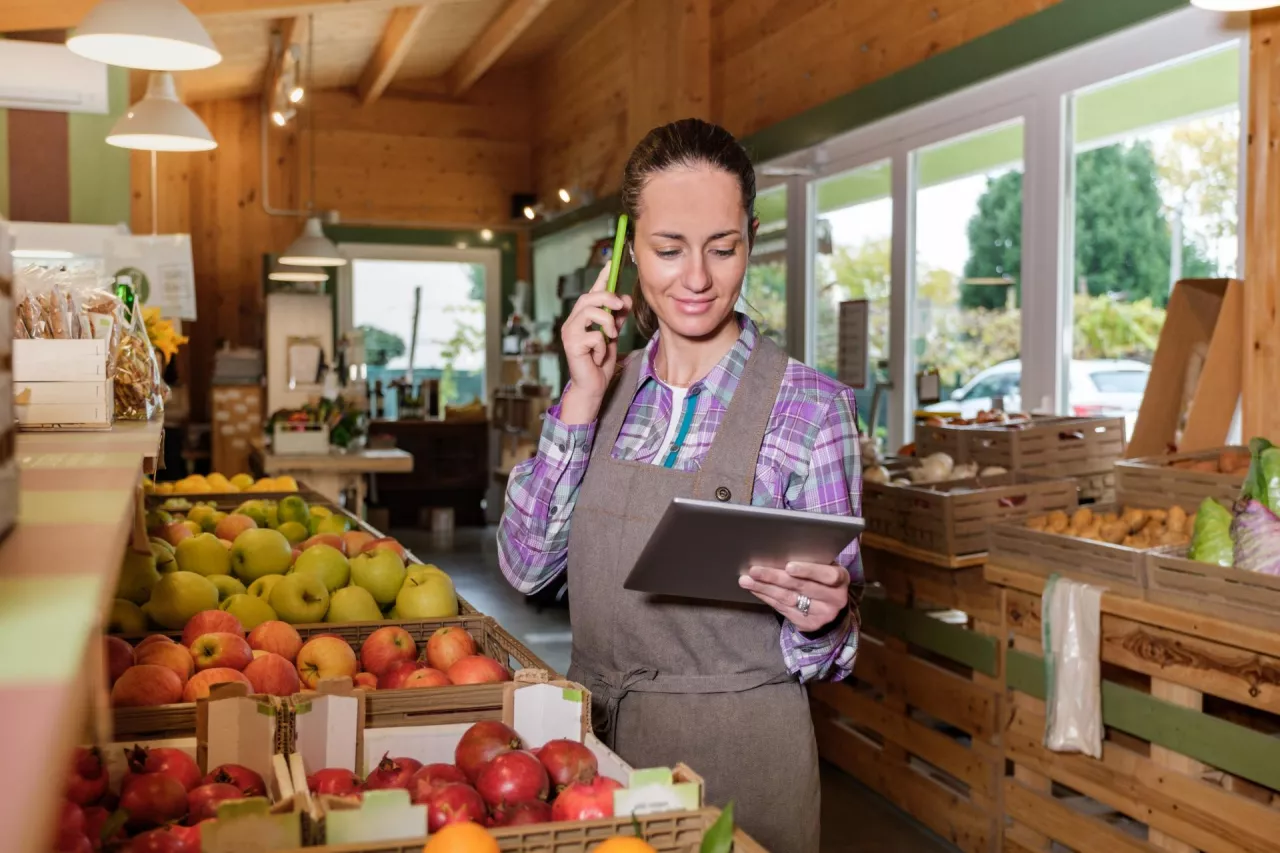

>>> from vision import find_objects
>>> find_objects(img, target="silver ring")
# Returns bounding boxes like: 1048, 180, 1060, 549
795, 594, 811, 616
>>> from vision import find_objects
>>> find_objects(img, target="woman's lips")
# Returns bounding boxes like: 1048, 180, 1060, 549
672, 297, 714, 315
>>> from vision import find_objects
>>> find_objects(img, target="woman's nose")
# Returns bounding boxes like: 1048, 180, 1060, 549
680, 256, 713, 293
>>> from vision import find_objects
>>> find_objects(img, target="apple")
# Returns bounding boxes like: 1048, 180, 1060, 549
162, 522, 195, 548
342, 531, 375, 555
247, 621, 303, 661
359, 626, 417, 676
182, 610, 244, 647
146, 509, 173, 534
143, 572, 220, 630
353, 672, 378, 690
182, 668, 253, 702
151, 542, 177, 573
252, 650, 267, 660
395, 572, 457, 619
175, 533, 233, 577
425, 627, 477, 672
108, 599, 148, 633
234, 501, 269, 528
277, 495, 310, 525
190, 633, 254, 672
243, 653, 301, 695
446, 656, 509, 685
404, 668, 450, 688
314, 514, 350, 536
377, 660, 424, 690
293, 545, 350, 592
135, 641, 195, 684
214, 513, 256, 543
277, 521, 309, 546
187, 505, 217, 533
295, 637, 359, 689
111, 664, 184, 707
326, 586, 382, 622
350, 550, 406, 607
116, 550, 160, 605
360, 538, 406, 561
247, 574, 284, 601
269, 573, 330, 624
219, 594, 278, 631
104, 636, 134, 685
406, 565, 448, 585
210, 575, 247, 601
303, 533, 344, 553
135, 634, 174, 652
230, 528, 293, 583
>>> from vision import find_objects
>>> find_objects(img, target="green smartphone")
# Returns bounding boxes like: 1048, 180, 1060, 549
597, 213, 629, 336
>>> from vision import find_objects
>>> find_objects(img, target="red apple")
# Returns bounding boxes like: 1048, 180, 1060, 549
295, 636, 358, 689
353, 672, 378, 690
446, 655, 509, 685
187, 782, 242, 823
181, 610, 244, 647
342, 531, 375, 555
134, 635, 173, 652
112, 665, 184, 707
425, 783, 486, 831
189, 633, 253, 672
359, 537, 406, 561
246, 621, 303, 662
307, 768, 361, 796
407, 764, 469, 804
214, 514, 256, 543
182, 668, 252, 702
243, 653, 301, 696
203, 764, 267, 797
551, 776, 623, 821
104, 636, 134, 685
425, 627, 477, 672
291, 547, 302, 564
303, 533, 344, 553
162, 522, 195, 548
376, 660, 423, 690
359, 626, 417, 676
403, 667, 450, 688
135, 641, 195, 684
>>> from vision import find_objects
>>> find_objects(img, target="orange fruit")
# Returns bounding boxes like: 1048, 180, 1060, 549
423, 822, 499, 853
593, 838, 657, 853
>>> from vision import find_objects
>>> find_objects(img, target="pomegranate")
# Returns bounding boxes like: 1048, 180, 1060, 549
54, 833, 92, 853
125, 745, 202, 792
489, 800, 553, 826
66, 747, 108, 805
476, 750, 549, 807
202, 763, 266, 797
550, 776, 623, 822
307, 768, 361, 796
187, 782, 243, 823
125, 827, 186, 853
425, 783, 487, 831
454, 720, 522, 782
119, 773, 188, 828
363, 752, 422, 790
165, 824, 202, 853
407, 764, 469, 804
57, 798, 86, 838
535, 739, 598, 794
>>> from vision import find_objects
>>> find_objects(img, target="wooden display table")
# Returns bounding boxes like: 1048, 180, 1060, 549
0, 421, 162, 853
252, 444, 412, 517
811, 536, 1005, 853
987, 564, 1280, 853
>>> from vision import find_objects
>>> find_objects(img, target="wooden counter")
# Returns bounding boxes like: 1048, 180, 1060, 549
0, 421, 160, 853
252, 445, 413, 517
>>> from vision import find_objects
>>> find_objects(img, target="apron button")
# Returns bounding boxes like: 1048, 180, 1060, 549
715, 486, 732, 502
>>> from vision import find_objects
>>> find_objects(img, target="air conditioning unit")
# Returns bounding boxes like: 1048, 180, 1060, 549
0, 40, 109, 114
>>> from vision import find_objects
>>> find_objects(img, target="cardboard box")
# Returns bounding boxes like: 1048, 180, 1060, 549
15, 399, 112, 428
12, 338, 107, 381
15, 379, 110, 405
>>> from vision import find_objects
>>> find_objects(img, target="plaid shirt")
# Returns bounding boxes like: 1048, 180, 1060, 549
497, 316, 862, 682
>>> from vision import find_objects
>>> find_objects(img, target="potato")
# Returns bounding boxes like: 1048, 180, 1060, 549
1079, 520, 1103, 541
1121, 507, 1148, 534
1220, 450, 1251, 474
1147, 508, 1168, 525
1026, 516, 1048, 532
1047, 510, 1069, 534
1167, 505, 1188, 535
1123, 530, 1151, 549
1100, 520, 1129, 545
1102, 512, 1120, 524
1191, 460, 1219, 474
1070, 508, 1094, 531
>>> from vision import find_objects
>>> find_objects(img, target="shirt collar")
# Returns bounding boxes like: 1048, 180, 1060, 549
638, 313, 758, 409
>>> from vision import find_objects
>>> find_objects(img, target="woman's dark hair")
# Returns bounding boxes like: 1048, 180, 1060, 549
620, 118, 756, 338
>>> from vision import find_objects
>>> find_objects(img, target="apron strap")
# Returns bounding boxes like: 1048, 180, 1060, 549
590, 352, 648, 466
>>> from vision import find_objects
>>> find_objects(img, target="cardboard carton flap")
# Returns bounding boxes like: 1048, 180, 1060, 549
293, 692, 361, 774
613, 766, 703, 816
323, 788, 427, 844
199, 687, 279, 785
502, 681, 589, 748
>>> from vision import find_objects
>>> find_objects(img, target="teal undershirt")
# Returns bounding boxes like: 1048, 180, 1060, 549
662, 388, 701, 469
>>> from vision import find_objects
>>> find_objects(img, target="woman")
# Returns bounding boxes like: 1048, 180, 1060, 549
498, 118, 862, 852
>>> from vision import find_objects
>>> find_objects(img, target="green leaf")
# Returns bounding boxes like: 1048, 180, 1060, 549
631, 812, 646, 840
1243, 437, 1277, 506
101, 809, 129, 844
701, 801, 734, 853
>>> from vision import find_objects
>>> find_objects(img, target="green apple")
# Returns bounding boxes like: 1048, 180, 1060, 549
384, 605, 400, 619
235, 500, 269, 528
231, 528, 293, 583
277, 521, 309, 546
269, 573, 331, 624
187, 504, 218, 532
266, 504, 280, 530
161, 498, 193, 512
149, 536, 175, 555
210, 575, 247, 601
293, 545, 350, 592
326, 586, 382, 622
394, 572, 458, 619
248, 574, 285, 601
116, 549, 160, 605
176, 532, 233, 576
278, 495, 310, 526
142, 571, 220, 629
315, 514, 351, 536
108, 599, 147, 633
350, 551, 406, 607
220, 594, 277, 630
151, 542, 177, 573
406, 565, 447, 585
146, 509, 173, 533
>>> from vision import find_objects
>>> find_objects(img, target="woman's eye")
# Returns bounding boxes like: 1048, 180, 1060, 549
712, 248, 737, 258
656, 249, 681, 259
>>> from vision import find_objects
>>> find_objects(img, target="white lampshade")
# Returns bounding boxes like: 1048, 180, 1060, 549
68, 0, 221, 71
279, 217, 348, 267
1190, 0, 1280, 9
106, 72, 216, 151
269, 267, 330, 282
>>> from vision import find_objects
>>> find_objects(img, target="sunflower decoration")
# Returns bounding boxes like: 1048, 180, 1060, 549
142, 306, 189, 367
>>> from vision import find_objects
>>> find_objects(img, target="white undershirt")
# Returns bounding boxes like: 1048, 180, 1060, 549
655, 382, 690, 465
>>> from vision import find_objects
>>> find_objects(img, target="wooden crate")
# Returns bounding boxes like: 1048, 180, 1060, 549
990, 563, 1280, 853
863, 473, 1077, 559
811, 541, 1004, 853
988, 512, 1150, 599
112, 616, 538, 738
1116, 446, 1248, 511
1146, 548, 1280, 634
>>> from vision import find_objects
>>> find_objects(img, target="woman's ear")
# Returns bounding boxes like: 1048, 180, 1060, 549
628, 242, 637, 263
748, 217, 760, 249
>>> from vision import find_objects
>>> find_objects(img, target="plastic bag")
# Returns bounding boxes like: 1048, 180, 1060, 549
113, 302, 164, 420
1042, 574, 1103, 758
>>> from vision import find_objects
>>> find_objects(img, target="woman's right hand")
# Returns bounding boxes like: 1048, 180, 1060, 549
559, 264, 632, 425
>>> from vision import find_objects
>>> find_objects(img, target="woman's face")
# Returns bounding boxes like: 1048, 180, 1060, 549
633, 165, 752, 341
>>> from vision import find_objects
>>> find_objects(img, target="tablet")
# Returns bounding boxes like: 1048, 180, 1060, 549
622, 497, 864, 604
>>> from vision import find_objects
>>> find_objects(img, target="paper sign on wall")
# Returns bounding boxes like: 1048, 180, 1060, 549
104, 233, 197, 320
838, 300, 869, 389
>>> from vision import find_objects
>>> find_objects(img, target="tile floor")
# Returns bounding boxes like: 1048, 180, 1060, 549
400, 525, 958, 853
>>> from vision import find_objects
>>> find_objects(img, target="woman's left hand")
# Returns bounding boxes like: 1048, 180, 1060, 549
738, 562, 850, 633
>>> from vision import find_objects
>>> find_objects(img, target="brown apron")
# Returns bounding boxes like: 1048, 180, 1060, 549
565, 336, 820, 853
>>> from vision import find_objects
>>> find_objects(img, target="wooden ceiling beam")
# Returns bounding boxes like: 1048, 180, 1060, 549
0, 0, 437, 33
262, 16, 307, 106
356, 3, 439, 106
447, 0, 553, 97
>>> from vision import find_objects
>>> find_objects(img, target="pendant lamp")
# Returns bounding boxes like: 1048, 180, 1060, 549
279, 218, 347, 267
106, 72, 216, 152
68, 0, 221, 71
1190, 0, 1280, 9
268, 264, 330, 282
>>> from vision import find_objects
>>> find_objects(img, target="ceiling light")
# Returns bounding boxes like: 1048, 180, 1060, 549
479, 229, 493, 242
12, 249, 76, 259
280, 216, 348, 267
455, 241, 468, 250
558, 188, 571, 203
1190, 0, 1280, 7
268, 268, 329, 282
523, 206, 536, 220
68, 0, 222, 71
289, 86, 305, 104
272, 110, 287, 127
106, 72, 216, 152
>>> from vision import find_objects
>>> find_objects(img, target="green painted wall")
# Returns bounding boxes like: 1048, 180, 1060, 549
70, 64, 131, 225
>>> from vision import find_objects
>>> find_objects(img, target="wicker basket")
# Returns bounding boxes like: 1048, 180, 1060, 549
1116, 446, 1247, 511
988, 510, 1151, 599
1146, 548, 1280, 632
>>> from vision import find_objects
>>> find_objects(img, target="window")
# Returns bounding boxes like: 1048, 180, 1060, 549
743, 184, 787, 346
1089, 370, 1149, 395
